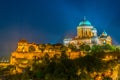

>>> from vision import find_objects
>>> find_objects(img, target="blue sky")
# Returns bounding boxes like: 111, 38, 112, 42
0, 0, 120, 56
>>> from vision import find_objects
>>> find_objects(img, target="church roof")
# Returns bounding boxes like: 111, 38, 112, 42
79, 17, 92, 26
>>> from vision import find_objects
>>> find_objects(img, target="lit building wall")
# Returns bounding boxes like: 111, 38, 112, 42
77, 27, 93, 38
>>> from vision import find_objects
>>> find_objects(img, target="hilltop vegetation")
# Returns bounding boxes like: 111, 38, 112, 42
0, 44, 120, 80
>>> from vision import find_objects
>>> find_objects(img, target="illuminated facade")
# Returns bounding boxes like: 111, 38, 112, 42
9, 39, 85, 73
64, 17, 112, 46
10, 40, 42, 72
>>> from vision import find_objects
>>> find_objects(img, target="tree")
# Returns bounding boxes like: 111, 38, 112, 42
38, 44, 46, 52
105, 60, 118, 69
42, 53, 50, 64
79, 44, 90, 51
60, 51, 68, 61
114, 47, 120, 59
90, 45, 105, 58
101, 44, 114, 51
60, 46, 68, 53
77, 55, 104, 73
74, 55, 108, 80
31, 61, 46, 79
103, 76, 112, 80
68, 44, 78, 52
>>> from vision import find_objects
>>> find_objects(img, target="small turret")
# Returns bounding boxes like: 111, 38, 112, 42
91, 28, 97, 37
102, 30, 107, 36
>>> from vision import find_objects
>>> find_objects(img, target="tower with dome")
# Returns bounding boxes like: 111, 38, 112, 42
63, 17, 112, 46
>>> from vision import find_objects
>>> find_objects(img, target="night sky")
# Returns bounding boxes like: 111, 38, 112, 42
0, 0, 120, 56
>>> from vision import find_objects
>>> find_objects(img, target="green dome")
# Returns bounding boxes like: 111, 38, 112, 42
102, 31, 107, 36
79, 17, 92, 26
79, 20, 92, 26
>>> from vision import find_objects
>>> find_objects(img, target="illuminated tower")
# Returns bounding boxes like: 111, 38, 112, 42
91, 28, 97, 37
91, 28, 98, 44
99, 31, 112, 45
77, 17, 93, 38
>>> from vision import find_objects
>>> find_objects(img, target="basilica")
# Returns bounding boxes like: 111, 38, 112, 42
63, 17, 112, 46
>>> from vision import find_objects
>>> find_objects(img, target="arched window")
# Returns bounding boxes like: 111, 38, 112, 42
29, 46, 35, 52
